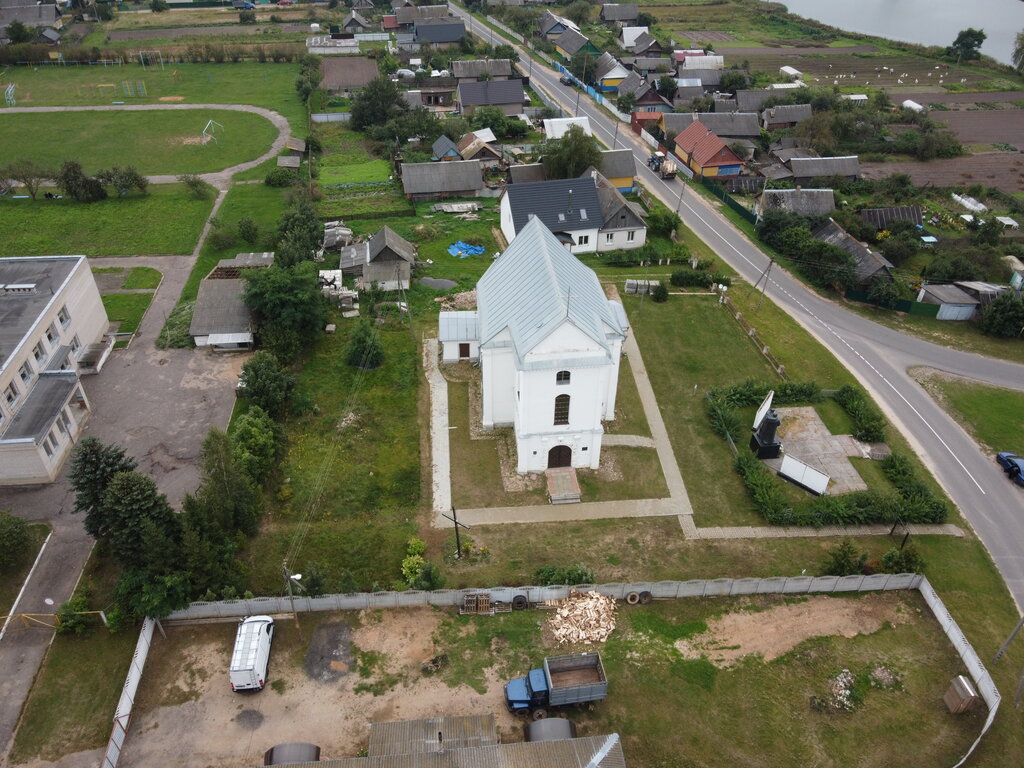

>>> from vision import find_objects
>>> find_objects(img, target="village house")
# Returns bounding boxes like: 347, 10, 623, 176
455, 79, 527, 116
596, 149, 637, 192
452, 58, 515, 83
620, 26, 647, 49
594, 52, 630, 92
401, 160, 484, 201
615, 71, 672, 112
341, 11, 372, 33
414, 18, 466, 48
624, 56, 675, 78
600, 3, 638, 25
0, 256, 110, 485
662, 111, 760, 140
431, 135, 461, 161
438, 216, 629, 472
628, 31, 663, 56
395, 3, 449, 30
320, 56, 380, 95
811, 219, 894, 287
760, 103, 813, 130
543, 116, 592, 139
756, 188, 835, 219
555, 27, 600, 61
789, 156, 860, 185
338, 227, 417, 291
672, 120, 743, 178
538, 10, 579, 41
457, 132, 505, 169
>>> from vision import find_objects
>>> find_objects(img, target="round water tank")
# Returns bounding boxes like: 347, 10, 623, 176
264, 742, 321, 766
310, 23, 320, 32
525, 717, 576, 742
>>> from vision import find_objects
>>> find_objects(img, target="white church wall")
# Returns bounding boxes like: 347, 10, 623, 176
481, 345, 516, 427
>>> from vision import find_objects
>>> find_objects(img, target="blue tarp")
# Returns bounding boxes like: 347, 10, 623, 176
448, 241, 485, 258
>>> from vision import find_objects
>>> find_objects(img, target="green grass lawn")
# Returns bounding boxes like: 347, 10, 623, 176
318, 159, 392, 185
0, 110, 278, 176
241, 312, 422, 594
102, 292, 155, 335
0, 523, 49, 617
0, 184, 214, 256
9, 552, 134, 764
605, 356, 652, 437
4, 61, 308, 134
122, 266, 162, 290
915, 374, 1024, 455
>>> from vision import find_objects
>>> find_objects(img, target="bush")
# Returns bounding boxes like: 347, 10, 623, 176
833, 385, 886, 442
670, 269, 730, 289
240, 351, 295, 419
881, 543, 926, 573
345, 319, 384, 369
0, 509, 30, 570
265, 167, 297, 187
647, 208, 681, 237
881, 453, 948, 524
237, 216, 260, 245
150, 0, 169, 11
650, 282, 669, 302
819, 539, 868, 576
55, 593, 92, 636
734, 452, 791, 524
239, 10, 256, 24
709, 379, 822, 408
178, 173, 209, 199
533, 564, 596, 586
704, 393, 744, 441
231, 405, 279, 485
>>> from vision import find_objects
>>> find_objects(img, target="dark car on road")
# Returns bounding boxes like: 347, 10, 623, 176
996, 452, 1024, 486
559, 75, 574, 86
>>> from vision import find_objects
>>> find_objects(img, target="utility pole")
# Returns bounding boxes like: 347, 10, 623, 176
440, 507, 471, 559
612, 117, 620, 149
282, 563, 303, 640
750, 257, 775, 311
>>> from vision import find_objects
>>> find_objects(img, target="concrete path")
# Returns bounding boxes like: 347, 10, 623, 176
603, 434, 656, 448
0, 104, 292, 191
680, 516, 965, 540
422, 339, 451, 516
452, 497, 679, 526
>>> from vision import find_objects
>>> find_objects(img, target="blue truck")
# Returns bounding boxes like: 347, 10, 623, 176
504, 653, 608, 719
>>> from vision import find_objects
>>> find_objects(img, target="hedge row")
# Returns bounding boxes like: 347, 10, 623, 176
881, 453, 948, 524
670, 269, 732, 289
833, 384, 887, 442
708, 378, 823, 409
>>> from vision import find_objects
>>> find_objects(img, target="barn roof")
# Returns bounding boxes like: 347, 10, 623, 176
811, 219, 893, 284
401, 160, 483, 195
320, 56, 380, 90
598, 149, 636, 179
662, 111, 759, 138
457, 78, 525, 106
368, 227, 416, 263
758, 188, 835, 217
789, 156, 860, 178
601, 3, 638, 21
190, 279, 251, 337
415, 18, 466, 43
761, 103, 813, 124
556, 28, 594, 56
452, 58, 514, 79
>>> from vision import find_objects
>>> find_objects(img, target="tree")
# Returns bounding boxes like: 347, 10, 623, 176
656, 74, 677, 99
350, 76, 408, 132
720, 69, 748, 95
275, 203, 321, 266
55, 160, 107, 202
1014, 30, 1024, 73
616, 92, 637, 114
636, 11, 656, 27
3, 159, 50, 200
345, 318, 385, 369
96, 165, 148, 197
866, 276, 900, 309
194, 429, 260, 538
4, 20, 36, 45
568, 50, 599, 83
819, 538, 867, 577
979, 293, 1024, 338
541, 124, 602, 180
68, 437, 138, 541
178, 173, 209, 199
561, 0, 591, 26
795, 112, 837, 155
0, 509, 30, 571
947, 28, 986, 62
239, 351, 295, 418
921, 254, 981, 282
471, 105, 509, 137
101, 472, 180, 571
237, 216, 259, 245
150, 0, 170, 11
231, 406, 279, 485
494, 43, 519, 64
881, 543, 926, 574
243, 263, 325, 362
239, 9, 256, 24
650, 282, 669, 302
647, 208, 680, 238
878, 173, 914, 202
112, 568, 191, 621
970, 216, 1003, 247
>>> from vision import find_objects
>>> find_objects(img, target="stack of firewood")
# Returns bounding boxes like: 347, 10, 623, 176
549, 590, 617, 645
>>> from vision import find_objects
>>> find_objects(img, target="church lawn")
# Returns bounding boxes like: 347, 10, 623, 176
0, 184, 214, 257
603, 355, 651, 437
0, 110, 278, 176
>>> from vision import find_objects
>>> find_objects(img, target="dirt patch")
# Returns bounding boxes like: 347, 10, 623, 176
180, 135, 212, 146
158, 96, 185, 102
350, 608, 439, 668
304, 621, 352, 682
674, 593, 908, 668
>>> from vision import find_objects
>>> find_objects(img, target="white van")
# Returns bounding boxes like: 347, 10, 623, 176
229, 615, 275, 692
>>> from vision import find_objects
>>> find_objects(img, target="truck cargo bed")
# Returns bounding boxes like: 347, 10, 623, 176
550, 668, 602, 687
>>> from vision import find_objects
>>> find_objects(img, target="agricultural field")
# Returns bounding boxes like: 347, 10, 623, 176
861, 154, 1024, 194
0, 109, 278, 175
933, 110, 1024, 147
0, 62, 307, 133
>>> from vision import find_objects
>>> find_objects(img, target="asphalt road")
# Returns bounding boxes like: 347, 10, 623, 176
455, 7, 1024, 611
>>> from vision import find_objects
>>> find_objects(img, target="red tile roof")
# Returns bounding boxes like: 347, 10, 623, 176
382, 14, 398, 29
674, 120, 741, 168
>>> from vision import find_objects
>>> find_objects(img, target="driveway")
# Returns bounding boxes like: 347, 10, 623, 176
0, 254, 245, 761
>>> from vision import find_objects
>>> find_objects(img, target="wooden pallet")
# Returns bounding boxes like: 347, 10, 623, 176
459, 593, 512, 616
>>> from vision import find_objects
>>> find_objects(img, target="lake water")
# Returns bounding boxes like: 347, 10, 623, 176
779, 0, 1024, 66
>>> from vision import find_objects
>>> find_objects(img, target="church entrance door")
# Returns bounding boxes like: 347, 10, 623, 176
547, 445, 572, 468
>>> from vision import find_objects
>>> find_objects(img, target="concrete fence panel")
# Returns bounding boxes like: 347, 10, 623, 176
755, 577, 787, 594
809, 575, 839, 593
729, 578, 761, 596
833, 574, 867, 592
782, 576, 814, 594
703, 579, 733, 597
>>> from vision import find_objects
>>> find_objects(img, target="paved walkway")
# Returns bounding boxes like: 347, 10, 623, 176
1, 103, 292, 191
681, 516, 965, 540
423, 339, 451, 516
603, 434, 656, 448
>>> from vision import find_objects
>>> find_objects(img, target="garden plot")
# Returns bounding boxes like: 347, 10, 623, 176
119, 591, 979, 768
933, 110, 1024, 147
861, 154, 1024, 194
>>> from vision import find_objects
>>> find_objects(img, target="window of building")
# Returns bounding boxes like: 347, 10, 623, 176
32, 341, 46, 363
577, 235, 589, 246
19, 362, 32, 386
556, 370, 571, 385
58, 305, 71, 327
70, 335, 81, 354
605, 233, 614, 244
553, 394, 570, 425
627, 230, 636, 242
46, 323, 59, 344
4, 382, 18, 407
42, 439, 53, 458
56, 416, 67, 435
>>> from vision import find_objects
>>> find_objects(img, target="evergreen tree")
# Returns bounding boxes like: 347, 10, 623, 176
68, 437, 138, 540
196, 429, 260, 538
101, 472, 180, 571
345, 318, 385, 369
231, 406, 279, 485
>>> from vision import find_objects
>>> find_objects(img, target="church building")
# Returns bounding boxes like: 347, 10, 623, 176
439, 216, 628, 472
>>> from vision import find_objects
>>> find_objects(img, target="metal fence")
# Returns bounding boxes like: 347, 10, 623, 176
484, 15, 524, 43
699, 176, 758, 224
112, 575, 997, 768
845, 288, 941, 318
101, 617, 154, 768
